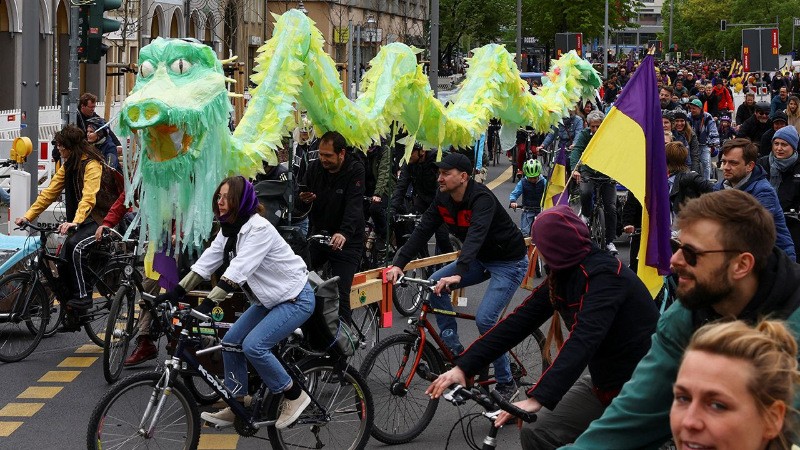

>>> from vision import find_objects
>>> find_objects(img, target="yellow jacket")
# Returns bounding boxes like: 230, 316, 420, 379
24, 155, 103, 225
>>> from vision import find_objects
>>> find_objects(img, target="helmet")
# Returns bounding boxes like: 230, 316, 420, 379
293, 115, 316, 145
523, 159, 542, 178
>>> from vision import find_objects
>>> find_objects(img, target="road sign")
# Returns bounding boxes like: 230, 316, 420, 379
742, 28, 779, 73
555, 33, 583, 57
794, 17, 800, 27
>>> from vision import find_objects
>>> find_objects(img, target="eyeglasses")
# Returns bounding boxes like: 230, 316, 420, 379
670, 238, 742, 267
215, 193, 229, 202
755, 111, 769, 116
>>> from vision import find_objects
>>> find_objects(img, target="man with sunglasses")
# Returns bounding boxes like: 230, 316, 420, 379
565, 189, 800, 450
736, 101, 772, 153
712, 138, 796, 260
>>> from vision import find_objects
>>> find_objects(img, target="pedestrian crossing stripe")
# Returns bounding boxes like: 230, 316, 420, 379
17, 387, 63, 399
57, 356, 98, 368
198, 434, 239, 449
0, 403, 43, 417
0, 422, 22, 436
38, 371, 81, 382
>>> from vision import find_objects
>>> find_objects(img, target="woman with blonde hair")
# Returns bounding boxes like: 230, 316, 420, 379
671, 320, 799, 450
672, 110, 701, 174
785, 95, 800, 134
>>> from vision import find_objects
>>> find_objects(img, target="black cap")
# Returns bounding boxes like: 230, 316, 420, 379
770, 111, 788, 123
436, 153, 473, 173
755, 101, 771, 112
673, 110, 688, 120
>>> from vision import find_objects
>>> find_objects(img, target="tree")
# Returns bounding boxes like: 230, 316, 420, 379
438, 0, 515, 69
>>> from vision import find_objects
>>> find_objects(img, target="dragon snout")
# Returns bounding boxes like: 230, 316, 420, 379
124, 99, 169, 128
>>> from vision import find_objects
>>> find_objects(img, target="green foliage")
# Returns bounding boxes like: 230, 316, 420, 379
662, 0, 798, 59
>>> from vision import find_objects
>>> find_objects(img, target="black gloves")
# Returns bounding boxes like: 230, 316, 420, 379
156, 285, 186, 307
195, 298, 216, 315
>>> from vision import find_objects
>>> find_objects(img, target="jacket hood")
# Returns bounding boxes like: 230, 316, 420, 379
531, 205, 592, 271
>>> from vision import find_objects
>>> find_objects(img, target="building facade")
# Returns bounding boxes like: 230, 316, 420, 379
0, 0, 427, 111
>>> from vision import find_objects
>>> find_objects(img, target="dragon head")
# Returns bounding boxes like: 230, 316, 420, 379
119, 38, 253, 252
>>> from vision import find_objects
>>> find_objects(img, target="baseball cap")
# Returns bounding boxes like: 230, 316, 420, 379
436, 153, 473, 173
689, 99, 703, 109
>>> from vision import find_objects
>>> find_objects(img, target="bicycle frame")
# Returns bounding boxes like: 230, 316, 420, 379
398, 297, 531, 390
142, 304, 332, 435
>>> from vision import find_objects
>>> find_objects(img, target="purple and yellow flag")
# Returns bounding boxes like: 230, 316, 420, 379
579, 55, 672, 297
543, 145, 569, 209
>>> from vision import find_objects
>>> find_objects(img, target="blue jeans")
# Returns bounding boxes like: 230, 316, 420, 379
429, 255, 528, 384
0, 188, 9, 205
221, 282, 314, 394
699, 145, 711, 180
520, 211, 537, 237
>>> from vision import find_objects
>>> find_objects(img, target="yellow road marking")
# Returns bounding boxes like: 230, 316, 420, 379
17, 387, 63, 399
75, 344, 103, 354
58, 356, 98, 368
0, 403, 43, 417
0, 422, 23, 436
198, 434, 240, 449
38, 371, 81, 382
486, 167, 512, 191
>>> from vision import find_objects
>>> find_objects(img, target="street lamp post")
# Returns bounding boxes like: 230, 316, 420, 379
354, 13, 376, 96
604, 0, 609, 78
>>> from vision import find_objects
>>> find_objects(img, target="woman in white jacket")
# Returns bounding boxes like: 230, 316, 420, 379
157, 176, 314, 430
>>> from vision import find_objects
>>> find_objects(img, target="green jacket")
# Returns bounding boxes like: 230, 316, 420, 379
371, 144, 395, 199
563, 248, 800, 450
568, 128, 608, 179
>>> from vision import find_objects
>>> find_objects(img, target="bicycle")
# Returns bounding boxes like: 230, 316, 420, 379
580, 175, 615, 250
359, 276, 547, 445
309, 233, 381, 368
425, 371, 537, 450
512, 129, 537, 182
0, 221, 133, 362
86, 293, 374, 450
487, 121, 501, 167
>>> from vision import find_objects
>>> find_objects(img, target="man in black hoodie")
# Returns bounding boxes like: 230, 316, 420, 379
300, 131, 365, 321
426, 204, 659, 450
386, 152, 529, 400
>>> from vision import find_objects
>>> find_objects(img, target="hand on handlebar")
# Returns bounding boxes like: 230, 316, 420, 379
156, 285, 187, 307
384, 266, 404, 284
58, 222, 78, 235
14, 217, 26, 227
434, 274, 461, 295
494, 397, 542, 428
425, 366, 467, 399
94, 225, 109, 241
510, 202, 518, 211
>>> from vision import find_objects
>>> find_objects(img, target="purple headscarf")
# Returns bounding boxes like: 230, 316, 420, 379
218, 176, 259, 223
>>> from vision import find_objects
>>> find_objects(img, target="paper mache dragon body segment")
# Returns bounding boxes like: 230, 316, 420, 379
118, 9, 601, 252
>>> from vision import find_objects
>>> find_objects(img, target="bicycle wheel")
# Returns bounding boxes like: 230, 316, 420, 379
359, 333, 443, 444
39, 281, 64, 338
87, 371, 200, 450
392, 266, 429, 317
509, 329, 548, 390
84, 263, 127, 347
0, 273, 48, 363
492, 138, 500, 167
349, 303, 379, 369
590, 206, 606, 249
182, 373, 222, 405
266, 358, 373, 450
103, 284, 136, 383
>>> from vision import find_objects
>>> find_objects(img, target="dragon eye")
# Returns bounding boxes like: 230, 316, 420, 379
169, 59, 193, 75
139, 61, 155, 78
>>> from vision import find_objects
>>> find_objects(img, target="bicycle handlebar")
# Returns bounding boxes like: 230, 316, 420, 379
308, 234, 333, 246
442, 384, 537, 424
15, 220, 60, 233
394, 213, 422, 222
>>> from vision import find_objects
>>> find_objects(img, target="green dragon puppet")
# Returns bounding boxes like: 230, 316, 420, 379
118, 9, 600, 253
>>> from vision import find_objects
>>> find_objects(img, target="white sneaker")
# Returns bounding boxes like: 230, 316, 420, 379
606, 243, 618, 254
276, 391, 311, 429
201, 407, 235, 428
579, 214, 589, 225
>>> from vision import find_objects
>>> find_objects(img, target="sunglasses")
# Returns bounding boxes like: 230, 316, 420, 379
670, 238, 742, 266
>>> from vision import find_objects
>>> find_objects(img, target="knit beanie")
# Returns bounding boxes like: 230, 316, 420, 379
531, 205, 592, 271
773, 126, 799, 152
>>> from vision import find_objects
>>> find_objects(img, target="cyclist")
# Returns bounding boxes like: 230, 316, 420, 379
567, 190, 800, 450
15, 124, 121, 331
363, 141, 395, 251
389, 144, 454, 253
569, 110, 619, 254
300, 130, 365, 323
509, 159, 546, 237
539, 108, 582, 152
157, 176, 315, 429
385, 152, 528, 401
426, 204, 658, 449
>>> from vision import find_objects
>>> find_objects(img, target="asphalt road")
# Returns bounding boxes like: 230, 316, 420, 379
0, 156, 632, 449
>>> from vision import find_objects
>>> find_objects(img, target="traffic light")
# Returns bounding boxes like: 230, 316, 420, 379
83, 0, 122, 64
77, 3, 91, 61
720, 20, 727, 32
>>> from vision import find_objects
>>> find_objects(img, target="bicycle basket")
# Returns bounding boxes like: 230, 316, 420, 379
302, 271, 357, 357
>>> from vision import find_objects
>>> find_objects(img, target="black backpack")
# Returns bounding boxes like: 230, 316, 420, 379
301, 272, 357, 356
